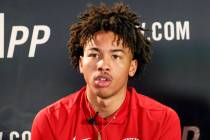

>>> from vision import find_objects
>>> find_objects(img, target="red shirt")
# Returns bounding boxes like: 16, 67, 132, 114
31, 87, 181, 140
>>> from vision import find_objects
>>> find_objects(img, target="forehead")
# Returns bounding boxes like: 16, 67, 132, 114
85, 31, 125, 49
83, 31, 134, 58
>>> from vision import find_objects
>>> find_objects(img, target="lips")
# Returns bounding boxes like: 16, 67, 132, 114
94, 75, 112, 88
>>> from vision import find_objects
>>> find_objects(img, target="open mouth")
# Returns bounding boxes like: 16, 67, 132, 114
94, 75, 112, 87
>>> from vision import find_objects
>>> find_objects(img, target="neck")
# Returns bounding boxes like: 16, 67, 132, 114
86, 86, 127, 118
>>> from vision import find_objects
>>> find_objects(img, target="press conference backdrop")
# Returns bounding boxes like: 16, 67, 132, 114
0, 0, 209, 139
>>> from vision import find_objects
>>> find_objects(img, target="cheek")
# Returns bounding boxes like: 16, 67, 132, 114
82, 59, 97, 73
112, 61, 130, 76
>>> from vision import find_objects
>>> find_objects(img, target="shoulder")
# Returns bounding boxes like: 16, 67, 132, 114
128, 87, 181, 139
31, 87, 86, 139
129, 87, 181, 138
33, 87, 85, 125
129, 87, 180, 122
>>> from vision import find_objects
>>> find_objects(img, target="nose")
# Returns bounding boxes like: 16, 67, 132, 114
97, 56, 110, 72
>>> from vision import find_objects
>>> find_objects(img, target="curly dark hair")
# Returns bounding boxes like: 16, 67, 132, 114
67, 2, 151, 78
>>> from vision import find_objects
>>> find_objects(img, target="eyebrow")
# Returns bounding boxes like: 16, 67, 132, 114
87, 47, 100, 52
111, 49, 125, 54
87, 47, 125, 54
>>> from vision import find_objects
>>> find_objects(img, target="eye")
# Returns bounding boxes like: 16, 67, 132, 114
88, 53, 99, 58
112, 55, 121, 59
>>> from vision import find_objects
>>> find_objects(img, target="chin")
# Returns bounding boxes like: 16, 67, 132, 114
95, 90, 114, 99
97, 94, 112, 99
88, 85, 114, 98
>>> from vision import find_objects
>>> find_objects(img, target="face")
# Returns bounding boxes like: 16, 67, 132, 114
79, 31, 137, 99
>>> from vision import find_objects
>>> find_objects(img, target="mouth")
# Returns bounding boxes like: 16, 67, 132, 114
94, 75, 112, 88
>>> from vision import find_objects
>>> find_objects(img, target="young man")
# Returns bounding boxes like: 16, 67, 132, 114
31, 2, 181, 140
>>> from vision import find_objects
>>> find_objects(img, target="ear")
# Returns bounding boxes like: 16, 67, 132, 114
79, 56, 83, 74
129, 59, 138, 77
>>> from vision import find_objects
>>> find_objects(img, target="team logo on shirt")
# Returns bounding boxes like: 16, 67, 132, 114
73, 136, 91, 140
73, 136, 139, 140
122, 138, 139, 140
